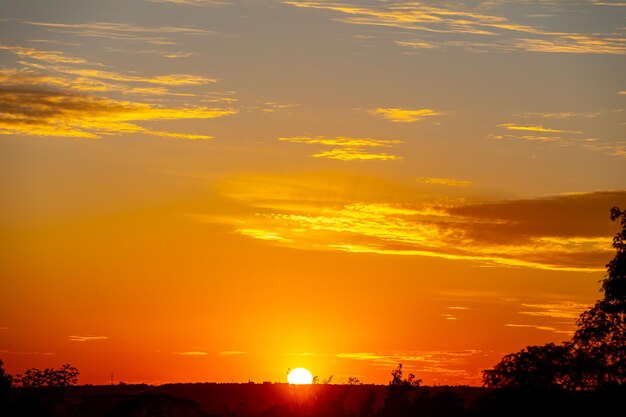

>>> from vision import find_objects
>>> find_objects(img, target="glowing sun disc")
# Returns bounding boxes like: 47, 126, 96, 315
287, 368, 313, 384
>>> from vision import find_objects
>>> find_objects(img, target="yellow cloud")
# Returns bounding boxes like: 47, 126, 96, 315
280, 135, 403, 161
211, 178, 620, 271
394, 40, 439, 50
519, 111, 601, 119
504, 324, 573, 334
68, 335, 108, 342
147, 0, 230, 6
0, 44, 87, 64
416, 177, 473, 187
284, 1, 626, 55
491, 133, 563, 142
515, 36, 626, 55
279, 136, 401, 147
175, 351, 208, 356
313, 148, 402, 161
0, 68, 178, 97
23, 20, 215, 45
38, 66, 216, 86
0, 86, 236, 139
498, 123, 580, 133
519, 301, 590, 319
237, 229, 291, 242
369, 107, 441, 122
335, 350, 485, 383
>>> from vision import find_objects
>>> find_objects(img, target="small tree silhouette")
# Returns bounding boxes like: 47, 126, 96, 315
15, 364, 79, 388
390, 363, 422, 387
0, 359, 13, 409
347, 376, 362, 385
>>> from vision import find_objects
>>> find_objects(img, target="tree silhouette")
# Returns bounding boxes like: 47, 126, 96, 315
482, 343, 575, 390
15, 364, 79, 388
483, 207, 626, 390
347, 376, 362, 385
571, 207, 626, 388
0, 360, 12, 411
389, 363, 421, 387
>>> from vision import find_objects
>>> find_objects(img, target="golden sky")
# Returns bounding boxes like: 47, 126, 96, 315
1, 0, 625, 386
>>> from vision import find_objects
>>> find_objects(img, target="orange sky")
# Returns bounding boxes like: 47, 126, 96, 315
1, 0, 625, 386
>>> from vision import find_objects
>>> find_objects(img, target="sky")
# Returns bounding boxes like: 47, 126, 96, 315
0, 0, 625, 386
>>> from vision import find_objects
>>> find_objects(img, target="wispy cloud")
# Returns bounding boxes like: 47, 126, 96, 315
518, 111, 602, 119
22, 21, 215, 45
219, 351, 247, 356
68, 335, 108, 342
498, 123, 580, 134
209, 176, 622, 271
0, 44, 87, 64
492, 134, 563, 142
22, 64, 216, 86
1, 37, 218, 101
504, 323, 573, 334
0, 68, 188, 97
336, 350, 488, 383
0, 82, 235, 139
589, 1, 626, 7
492, 120, 625, 159
147, 0, 230, 6
581, 141, 626, 158
0, 349, 55, 355
394, 40, 439, 50
284, 1, 626, 55
368, 107, 441, 123
312, 148, 402, 161
175, 351, 209, 356
279, 136, 401, 147
514, 35, 626, 55
260, 101, 298, 113
279, 136, 403, 161
416, 177, 473, 187
519, 301, 589, 319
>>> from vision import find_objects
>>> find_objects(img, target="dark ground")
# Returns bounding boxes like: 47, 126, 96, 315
2, 382, 624, 417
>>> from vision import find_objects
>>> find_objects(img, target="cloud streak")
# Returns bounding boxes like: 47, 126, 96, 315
505, 323, 573, 335
210, 176, 624, 271
336, 350, 488, 383
416, 177, 473, 187
147, 0, 230, 6
519, 301, 590, 319
68, 335, 108, 342
22, 20, 215, 45
0, 44, 87, 64
219, 351, 247, 356
368, 108, 441, 123
0, 83, 235, 139
284, 1, 626, 55
279, 136, 403, 161
498, 123, 580, 134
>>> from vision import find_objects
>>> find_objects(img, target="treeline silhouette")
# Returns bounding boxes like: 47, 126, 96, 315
1, 208, 624, 416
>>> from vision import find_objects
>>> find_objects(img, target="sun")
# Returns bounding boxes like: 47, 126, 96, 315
287, 368, 313, 384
